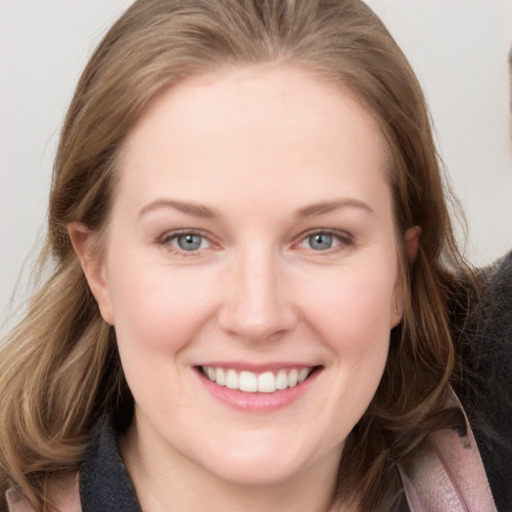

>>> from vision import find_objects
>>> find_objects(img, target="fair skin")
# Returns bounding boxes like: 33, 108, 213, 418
70, 66, 419, 512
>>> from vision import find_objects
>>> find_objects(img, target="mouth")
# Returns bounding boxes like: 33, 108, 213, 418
197, 365, 321, 394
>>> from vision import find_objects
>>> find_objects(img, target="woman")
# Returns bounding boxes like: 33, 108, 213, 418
0, 1, 508, 510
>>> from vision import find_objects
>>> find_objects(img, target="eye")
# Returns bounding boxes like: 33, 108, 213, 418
175, 233, 205, 251
307, 233, 335, 251
159, 230, 212, 253
296, 230, 353, 252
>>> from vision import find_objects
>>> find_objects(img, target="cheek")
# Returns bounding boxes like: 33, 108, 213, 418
292, 268, 394, 444
299, 261, 396, 403
300, 264, 397, 347
105, 250, 220, 356
318, 283, 391, 378
106, 259, 223, 413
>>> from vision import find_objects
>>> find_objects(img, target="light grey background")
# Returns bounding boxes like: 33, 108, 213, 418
1, 0, 512, 325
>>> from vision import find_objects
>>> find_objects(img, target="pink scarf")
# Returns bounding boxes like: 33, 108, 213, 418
399, 389, 497, 511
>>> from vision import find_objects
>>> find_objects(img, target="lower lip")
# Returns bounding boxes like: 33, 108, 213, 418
196, 368, 321, 412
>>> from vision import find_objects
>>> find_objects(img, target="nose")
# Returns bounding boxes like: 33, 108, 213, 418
218, 245, 298, 343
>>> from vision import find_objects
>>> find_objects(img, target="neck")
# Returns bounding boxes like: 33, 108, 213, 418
120, 423, 347, 512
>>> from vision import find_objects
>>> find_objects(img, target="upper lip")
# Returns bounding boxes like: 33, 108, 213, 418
195, 362, 322, 373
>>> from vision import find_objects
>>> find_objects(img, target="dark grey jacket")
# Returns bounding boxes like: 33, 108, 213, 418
452, 251, 512, 510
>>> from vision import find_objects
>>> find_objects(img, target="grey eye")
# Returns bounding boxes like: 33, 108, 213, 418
176, 234, 203, 251
308, 233, 333, 250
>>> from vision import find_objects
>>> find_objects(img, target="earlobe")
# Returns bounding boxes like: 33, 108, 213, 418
390, 226, 421, 328
390, 273, 404, 328
67, 222, 114, 325
404, 226, 421, 263
390, 303, 403, 329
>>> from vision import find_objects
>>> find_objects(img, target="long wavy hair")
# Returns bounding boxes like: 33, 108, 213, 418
0, 0, 476, 510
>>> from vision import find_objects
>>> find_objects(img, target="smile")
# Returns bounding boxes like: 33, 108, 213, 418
200, 366, 314, 393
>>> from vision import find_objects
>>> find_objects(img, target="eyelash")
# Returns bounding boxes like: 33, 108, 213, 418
157, 228, 355, 256
294, 229, 355, 253
157, 229, 214, 257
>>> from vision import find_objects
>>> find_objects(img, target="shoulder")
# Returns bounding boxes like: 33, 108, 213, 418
457, 252, 512, 396
5, 474, 80, 512
486, 249, 512, 287
478, 250, 512, 329
453, 251, 512, 511
4, 418, 139, 512
454, 250, 512, 368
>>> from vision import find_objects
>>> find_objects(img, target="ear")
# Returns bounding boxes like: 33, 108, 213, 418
391, 226, 422, 327
404, 226, 421, 263
68, 222, 114, 325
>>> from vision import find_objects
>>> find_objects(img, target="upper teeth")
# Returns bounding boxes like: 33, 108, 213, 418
202, 366, 312, 393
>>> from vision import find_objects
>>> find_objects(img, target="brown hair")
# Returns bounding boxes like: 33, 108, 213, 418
0, 1, 475, 510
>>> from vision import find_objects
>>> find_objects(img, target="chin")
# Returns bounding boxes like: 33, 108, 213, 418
196, 432, 334, 487
204, 456, 305, 487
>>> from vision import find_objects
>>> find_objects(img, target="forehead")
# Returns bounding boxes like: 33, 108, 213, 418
117, 66, 391, 216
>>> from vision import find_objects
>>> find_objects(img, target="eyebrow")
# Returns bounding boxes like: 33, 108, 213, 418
295, 199, 375, 217
139, 199, 217, 219
138, 197, 374, 219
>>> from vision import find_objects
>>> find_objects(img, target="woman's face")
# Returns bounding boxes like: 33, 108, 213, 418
81, 66, 405, 488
